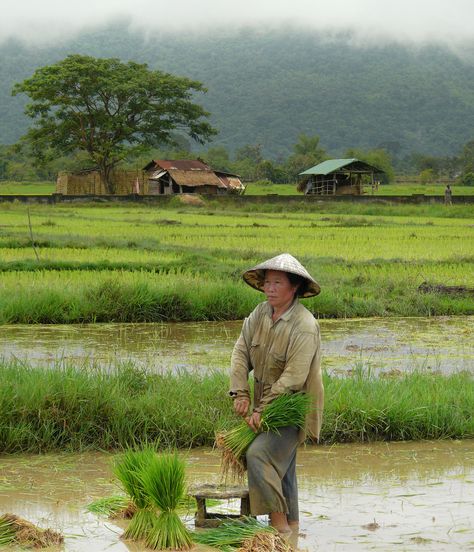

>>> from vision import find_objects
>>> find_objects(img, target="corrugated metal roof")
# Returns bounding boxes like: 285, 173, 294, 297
299, 158, 382, 176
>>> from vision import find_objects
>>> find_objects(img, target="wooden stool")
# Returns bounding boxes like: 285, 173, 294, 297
190, 484, 251, 528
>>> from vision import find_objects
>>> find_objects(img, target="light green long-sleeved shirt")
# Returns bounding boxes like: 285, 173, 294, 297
230, 299, 324, 442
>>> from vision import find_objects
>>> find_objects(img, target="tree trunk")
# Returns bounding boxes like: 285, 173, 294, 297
101, 163, 116, 194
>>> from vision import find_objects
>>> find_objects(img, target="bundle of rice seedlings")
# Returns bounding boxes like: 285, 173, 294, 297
237, 531, 293, 552
0, 515, 16, 546
216, 393, 312, 478
113, 447, 157, 540
86, 493, 194, 519
192, 517, 275, 551
0, 514, 63, 548
86, 495, 135, 518
141, 452, 193, 550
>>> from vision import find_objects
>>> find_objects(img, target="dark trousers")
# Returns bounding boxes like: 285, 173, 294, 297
246, 426, 299, 521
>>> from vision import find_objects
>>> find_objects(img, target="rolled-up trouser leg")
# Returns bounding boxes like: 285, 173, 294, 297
246, 426, 299, 516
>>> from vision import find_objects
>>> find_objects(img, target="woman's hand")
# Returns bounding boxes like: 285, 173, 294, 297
245, 411, 261, 432
233, 397, 250, 417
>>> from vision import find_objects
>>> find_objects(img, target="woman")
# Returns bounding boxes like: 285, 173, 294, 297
229, 253, 324, 533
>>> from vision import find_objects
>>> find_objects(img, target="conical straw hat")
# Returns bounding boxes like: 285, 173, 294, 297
242, 253, 320, 298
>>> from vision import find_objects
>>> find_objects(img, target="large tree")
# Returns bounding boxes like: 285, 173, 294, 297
13, 55, 217, 193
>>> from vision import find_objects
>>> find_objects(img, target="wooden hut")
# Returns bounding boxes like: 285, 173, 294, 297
298, 158, 383, 195
143, 159, 244, 195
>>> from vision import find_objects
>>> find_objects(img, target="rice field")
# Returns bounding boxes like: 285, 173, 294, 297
0, 199, 473, 322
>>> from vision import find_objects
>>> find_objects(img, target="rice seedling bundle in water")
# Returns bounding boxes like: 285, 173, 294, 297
113, 447, 157, 540
192, 517, 276, 551
0, 513, 63, 548
0, 515, 16, 546
237, 530, 293, 552
86, 495, 135, 518
216, 393, 312, 478
141, 452, 193, 550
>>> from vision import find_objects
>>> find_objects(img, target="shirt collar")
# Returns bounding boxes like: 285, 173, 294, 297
264, 297, 299, 322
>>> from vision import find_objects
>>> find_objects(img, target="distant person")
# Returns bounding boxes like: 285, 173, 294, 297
444, 184, 452, 205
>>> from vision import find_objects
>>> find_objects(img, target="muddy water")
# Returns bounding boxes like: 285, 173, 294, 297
1, 316, 473, 375
0, 441, 473, 551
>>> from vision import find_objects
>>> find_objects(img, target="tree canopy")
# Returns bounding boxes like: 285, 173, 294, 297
13, 54, 216, 192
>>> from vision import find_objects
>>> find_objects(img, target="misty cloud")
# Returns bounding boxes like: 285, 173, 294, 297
1, 0, 474, 46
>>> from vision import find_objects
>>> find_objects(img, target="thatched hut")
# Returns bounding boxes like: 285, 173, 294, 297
56, 169, 147, 195
143, 159, 244, 195
298, 158, 383, 195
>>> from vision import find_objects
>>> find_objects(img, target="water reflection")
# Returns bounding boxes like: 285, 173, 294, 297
0, 316, 473, 375
0, 441, 473, 551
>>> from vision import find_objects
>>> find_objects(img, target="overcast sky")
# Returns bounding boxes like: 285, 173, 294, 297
1, 0, 474, 46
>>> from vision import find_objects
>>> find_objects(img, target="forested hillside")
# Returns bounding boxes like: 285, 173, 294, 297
1, 25, 474, 158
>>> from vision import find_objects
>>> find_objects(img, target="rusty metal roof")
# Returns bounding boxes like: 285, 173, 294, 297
145, 159, 211, 171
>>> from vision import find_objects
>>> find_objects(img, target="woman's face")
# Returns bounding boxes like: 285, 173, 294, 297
263, 270, 298, 311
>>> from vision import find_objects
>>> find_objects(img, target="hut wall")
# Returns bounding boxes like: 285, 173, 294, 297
56, 170, 148, 195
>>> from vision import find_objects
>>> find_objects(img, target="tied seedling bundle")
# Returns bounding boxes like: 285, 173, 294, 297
113, 447, 157, 540
216, 393, 311, 478
193, 517, 291, 552
86, 495, 136, 519
0, 514, 63, 548
141, 452, 193, 550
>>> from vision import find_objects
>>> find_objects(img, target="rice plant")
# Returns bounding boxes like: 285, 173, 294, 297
192, 517, 275, 551
86, 495, 133, 518
113, 447, 157, 540
1, 201, 474, 323
216, 393, 312, 478
0, 515, 16, 546
141, 452, 193, 550
0, 514, 63, 548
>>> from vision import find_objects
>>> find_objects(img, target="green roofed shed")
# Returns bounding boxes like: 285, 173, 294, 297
298, 158, 384, 195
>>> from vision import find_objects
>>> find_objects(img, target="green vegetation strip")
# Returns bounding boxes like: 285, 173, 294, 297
0, 201, 473, 321
0, 361, 472, 454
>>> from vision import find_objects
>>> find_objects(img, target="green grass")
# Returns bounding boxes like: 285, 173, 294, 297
0, 360, 472, 453
2, 179, 474, 197
0, 200, 473, 322
244, 180, 474, 196
0, 180, 55, 195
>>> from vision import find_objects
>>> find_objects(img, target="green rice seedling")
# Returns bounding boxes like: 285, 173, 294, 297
216, 393, 312, 478
0, 513, 63, 548
192, 517, 276, 551
113, 447, 157, 540
86, 495, 134, 518
141, 452, 193, 550
0, 515, 16, 546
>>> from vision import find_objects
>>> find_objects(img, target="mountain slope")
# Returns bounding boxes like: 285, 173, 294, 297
1, 26, 473, 157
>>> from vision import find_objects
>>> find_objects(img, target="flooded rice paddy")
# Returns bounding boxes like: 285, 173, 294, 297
1, 316, 473, 549
1, 315, 473, 375
0, 441, 473, 551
